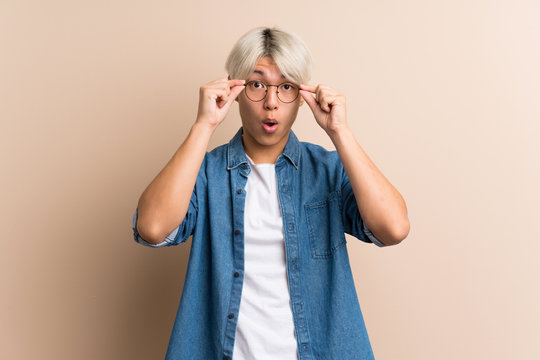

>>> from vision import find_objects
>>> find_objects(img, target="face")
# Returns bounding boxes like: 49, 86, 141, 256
234, 56, 304, 161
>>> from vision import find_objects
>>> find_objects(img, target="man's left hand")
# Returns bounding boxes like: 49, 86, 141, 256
300, 84, 349, 134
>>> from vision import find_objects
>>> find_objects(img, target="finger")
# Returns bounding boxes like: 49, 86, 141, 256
216, 93, 228, 108
315, 85, 324, 103
228, 84, 245, 102
303, 84, 326, 110
318, 86, 338, 113
299, 83, 317, 93
212, 85, 228, 106
219, 84, 245, 110
214, 81, 239, 108
300, 89, 322, 116
319, 94, 336, 113
319, 99, 329, 112
317, 90, 336, 112
228, 79, 246, 87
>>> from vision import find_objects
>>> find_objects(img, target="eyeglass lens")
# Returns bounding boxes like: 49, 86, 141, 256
245, 81, 299, 103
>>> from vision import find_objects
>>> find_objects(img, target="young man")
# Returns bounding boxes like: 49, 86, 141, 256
132, 26, 409, 360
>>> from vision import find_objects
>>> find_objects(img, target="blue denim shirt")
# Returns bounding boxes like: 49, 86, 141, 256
132, 128, 389, 360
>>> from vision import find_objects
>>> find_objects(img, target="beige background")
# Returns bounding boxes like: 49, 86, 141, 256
1, 0, 539, 359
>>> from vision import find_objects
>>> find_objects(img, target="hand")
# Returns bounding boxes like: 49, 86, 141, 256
299, 84, 349, 134
195, 77, 245, 129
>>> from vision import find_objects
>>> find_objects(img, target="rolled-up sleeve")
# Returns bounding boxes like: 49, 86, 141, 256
361, 220, 388, 247
132, 207, 179, 248
340, 163, 389, 247
132, 155, 207, 248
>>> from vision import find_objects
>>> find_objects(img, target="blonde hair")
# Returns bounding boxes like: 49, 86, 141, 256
225, 26, 313, 85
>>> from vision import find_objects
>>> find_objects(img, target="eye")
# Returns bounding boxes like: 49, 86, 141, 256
281, 83, 295, 91
251, 81, 264, 89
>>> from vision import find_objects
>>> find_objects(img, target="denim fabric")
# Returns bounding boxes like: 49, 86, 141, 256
132, 128, 390, 360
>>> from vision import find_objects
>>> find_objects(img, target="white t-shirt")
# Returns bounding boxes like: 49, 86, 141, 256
232, 154, 299, 359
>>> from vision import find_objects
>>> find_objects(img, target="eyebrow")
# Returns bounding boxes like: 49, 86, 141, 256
253, 69, 286, 79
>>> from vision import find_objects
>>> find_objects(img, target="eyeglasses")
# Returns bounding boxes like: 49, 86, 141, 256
244, 80, 300, 103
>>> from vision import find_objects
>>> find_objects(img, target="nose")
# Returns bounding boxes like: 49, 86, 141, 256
264, 85, 279, 110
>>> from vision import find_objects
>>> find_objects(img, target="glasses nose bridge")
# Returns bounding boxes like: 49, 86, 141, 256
266, 84, 280, 93
264, 84, 280, 101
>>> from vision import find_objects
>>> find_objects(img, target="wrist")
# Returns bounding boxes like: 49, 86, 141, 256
326, 124, 352, 142
193, 117, 218, 132
191, 120, 218, 138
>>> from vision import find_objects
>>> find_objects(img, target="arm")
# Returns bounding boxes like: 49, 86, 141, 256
136, 123, 212, 244
329, 128, 409, 245
136, 78, 245, 244
299, 84, 409, 246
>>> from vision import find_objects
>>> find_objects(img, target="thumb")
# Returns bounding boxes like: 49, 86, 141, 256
300, 90, 322, 117
220, 85, 245, 112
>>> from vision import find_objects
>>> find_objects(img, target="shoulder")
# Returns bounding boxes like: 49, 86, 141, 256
297, 140, 345, 195
298, 141, 345, 188
188, 143, 229, 187
299, 141, 341, 168
200, 142, 228, 169
207, 142, 228, 158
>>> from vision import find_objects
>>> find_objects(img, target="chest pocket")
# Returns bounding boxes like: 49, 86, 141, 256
304, 191, 347, 259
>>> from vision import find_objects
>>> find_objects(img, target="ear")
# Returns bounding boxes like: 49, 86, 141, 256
298, 96, 305, 107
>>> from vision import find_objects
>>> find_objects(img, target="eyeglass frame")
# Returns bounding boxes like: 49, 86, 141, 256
243, 80, 301, 103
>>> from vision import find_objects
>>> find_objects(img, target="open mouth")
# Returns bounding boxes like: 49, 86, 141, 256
262, 119, 278, 133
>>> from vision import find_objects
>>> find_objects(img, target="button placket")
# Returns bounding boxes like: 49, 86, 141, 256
222, 166, 248, 357
275, 162, 312, 358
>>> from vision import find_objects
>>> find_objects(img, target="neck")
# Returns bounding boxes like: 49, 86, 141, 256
241, 131, 289, 164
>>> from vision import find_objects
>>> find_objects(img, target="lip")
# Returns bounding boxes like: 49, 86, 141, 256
262, 118, 278, 134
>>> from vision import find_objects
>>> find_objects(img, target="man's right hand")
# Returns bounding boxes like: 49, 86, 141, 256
195, 77, 245, 129
136, 77, 245, 244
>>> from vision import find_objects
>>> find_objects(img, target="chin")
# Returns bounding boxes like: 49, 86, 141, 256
252, 133, 280, 146
257, 137, 283, 147
244, 126, 288, 148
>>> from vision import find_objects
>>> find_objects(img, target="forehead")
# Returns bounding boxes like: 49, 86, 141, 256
251, 69, 286, 79
249, 56, 286, 81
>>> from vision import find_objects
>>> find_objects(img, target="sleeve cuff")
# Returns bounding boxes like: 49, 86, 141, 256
362, 221, 388, 247
362, 210, 409, 247
132, 208, 176, 248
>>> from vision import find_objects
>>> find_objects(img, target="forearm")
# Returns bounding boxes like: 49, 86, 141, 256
136, 121, 215, 244
328, 127, 409, 245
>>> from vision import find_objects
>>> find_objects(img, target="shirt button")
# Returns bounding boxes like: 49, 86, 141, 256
234, 272, 239, 277
228, 313, 235, 319
241, 163, 247, 169
237, 189, 243, 194
234, 230, 241, 235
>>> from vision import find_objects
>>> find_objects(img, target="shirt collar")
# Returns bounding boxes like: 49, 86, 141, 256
226, 127, 300, 170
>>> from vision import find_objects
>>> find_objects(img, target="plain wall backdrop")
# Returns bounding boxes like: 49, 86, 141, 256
1, 0, 539, 359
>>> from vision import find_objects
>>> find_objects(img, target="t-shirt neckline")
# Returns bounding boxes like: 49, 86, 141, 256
245, 153, 276, 167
